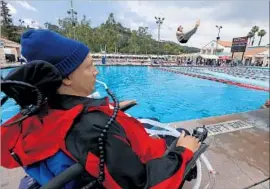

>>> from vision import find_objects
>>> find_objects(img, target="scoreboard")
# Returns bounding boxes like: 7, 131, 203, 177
231, 37, 248, 53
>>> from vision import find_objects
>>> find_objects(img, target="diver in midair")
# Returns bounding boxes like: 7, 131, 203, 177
176, 19, 200, 43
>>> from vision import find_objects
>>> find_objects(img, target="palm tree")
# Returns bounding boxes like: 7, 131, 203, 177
247, 31, 254, 46
18, 19, 25, 27
257, 29, 267, 46
251, 25, 259, 46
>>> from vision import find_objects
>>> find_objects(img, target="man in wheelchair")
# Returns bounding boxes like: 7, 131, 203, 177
1, 30, 201, 189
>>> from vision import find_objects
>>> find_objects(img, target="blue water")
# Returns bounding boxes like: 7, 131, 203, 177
1, 68, 20, 122
1, 66, 269, 123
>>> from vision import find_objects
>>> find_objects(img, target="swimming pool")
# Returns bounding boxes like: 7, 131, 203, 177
1, 66, 269, 123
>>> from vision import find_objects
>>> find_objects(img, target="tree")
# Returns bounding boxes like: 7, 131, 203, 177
257, 29, 266, 46
128, 30, 140, 54
42, 12, 198, 54
250, 25, 259, 46
44, 22, 61, 33
137, 27, 150, 54
247, 31, 254, 46
0, 0, 19, 42
0, 0, 12, 25
106, 13, 116, 26
163, 43, 172, 55
58, 17, 76, 38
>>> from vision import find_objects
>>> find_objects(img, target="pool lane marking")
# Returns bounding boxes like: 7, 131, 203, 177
153, 67, 269, 92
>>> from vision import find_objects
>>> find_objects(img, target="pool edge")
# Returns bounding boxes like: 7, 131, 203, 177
170, 108, 269, 189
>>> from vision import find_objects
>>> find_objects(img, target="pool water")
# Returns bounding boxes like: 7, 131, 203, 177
1, 66, 269, 123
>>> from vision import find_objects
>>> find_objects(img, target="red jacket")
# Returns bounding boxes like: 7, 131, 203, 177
1, 95, 193, 189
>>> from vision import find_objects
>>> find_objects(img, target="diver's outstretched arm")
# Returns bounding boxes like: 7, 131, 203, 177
177, 19, 200, 43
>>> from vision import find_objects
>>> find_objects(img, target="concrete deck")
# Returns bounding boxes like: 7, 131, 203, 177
0, 63, 21, 69
170, 108, 269, 189
1, 109, 269, 189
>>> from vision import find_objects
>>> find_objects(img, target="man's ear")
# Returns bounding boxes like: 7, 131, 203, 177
62, 76, 72, 86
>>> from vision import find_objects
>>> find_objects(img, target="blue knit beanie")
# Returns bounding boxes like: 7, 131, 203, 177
21, 29, 90, 77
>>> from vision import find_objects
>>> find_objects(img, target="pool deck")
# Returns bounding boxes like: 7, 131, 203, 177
1, 108, 269, 189
0, 63, 22, 69
171, 108, 269, 189
0, 62, 210, 69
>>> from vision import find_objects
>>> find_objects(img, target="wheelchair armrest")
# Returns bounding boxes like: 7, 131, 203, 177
119, 100, 137, 111
40, 163, 84, 189
183, 143, 209, 179
164, 140, 209, 180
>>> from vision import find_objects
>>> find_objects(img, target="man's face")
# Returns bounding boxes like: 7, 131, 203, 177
178, 26, 183, 32
65, 53, 98, 96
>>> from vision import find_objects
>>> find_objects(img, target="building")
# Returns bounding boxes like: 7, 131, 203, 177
200, 40, 232, 57
0, 38, 21, 63
233, 46, 269, 66
200, 39, 269, 66
0, 40, 6, 64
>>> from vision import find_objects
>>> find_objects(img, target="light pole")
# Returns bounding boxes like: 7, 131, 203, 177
215, 25, 222, 55
155, 16, 165, 57
67, 0, 77, 39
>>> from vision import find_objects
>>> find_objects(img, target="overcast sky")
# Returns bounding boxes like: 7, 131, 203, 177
7, 0, 269, 48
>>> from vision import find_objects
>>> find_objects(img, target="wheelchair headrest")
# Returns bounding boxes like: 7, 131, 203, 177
1, 60, 62, 107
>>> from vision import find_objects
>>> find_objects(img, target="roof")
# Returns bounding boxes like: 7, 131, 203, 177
233, 46, 269, 59
0, 37, 20, 48
245, 47, 268, 57
218, 40, 232, 47
201, 40, 232, 49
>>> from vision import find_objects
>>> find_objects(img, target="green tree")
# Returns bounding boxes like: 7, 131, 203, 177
43, 12, 199, 54
247, 31, 254, 46
250, 25, 259, 46
0, 0, 19, 42
44, 22, 62, 33
137, 26, 151, 54
128, 30, 140, 54
163, 43, 171, 54
257, 29, 266, 46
